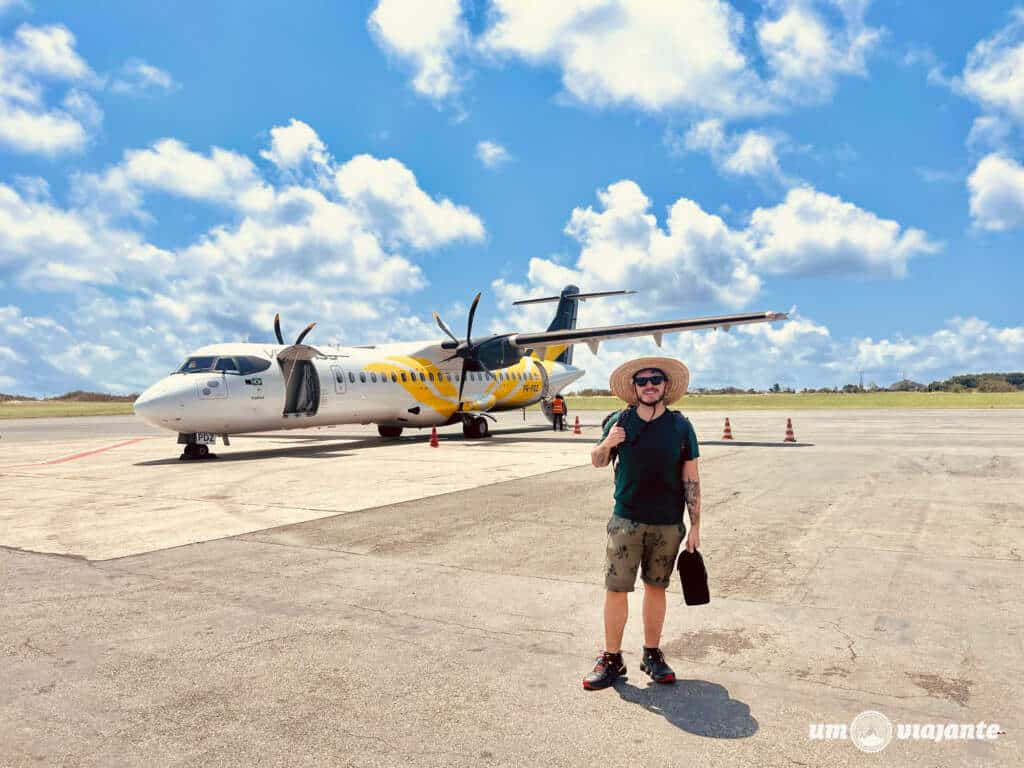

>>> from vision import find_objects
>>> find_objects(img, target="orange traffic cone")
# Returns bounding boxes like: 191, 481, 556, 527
722, 417, 734, 440
573, 415, 581, 435
783, 418, 796, 443
430, 426, 439, 447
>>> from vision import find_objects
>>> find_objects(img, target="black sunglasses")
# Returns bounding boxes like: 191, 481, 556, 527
633, 375, 666, 386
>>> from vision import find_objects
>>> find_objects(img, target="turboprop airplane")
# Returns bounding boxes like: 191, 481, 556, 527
133, 286, 787, 458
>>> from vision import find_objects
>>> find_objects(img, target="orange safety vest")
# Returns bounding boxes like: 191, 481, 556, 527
552, 399, 565, 414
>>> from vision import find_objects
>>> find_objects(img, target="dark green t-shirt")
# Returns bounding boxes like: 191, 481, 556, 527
598, 408, 700, 525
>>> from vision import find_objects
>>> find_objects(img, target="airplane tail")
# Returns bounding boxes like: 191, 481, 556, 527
546, 285, 580, 364
513, 286, 636, 365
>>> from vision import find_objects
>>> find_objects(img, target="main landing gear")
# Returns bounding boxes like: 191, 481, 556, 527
462, 416, 490, 439
378, 425, 404, 439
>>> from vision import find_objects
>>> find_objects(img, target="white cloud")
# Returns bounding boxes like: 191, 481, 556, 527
111, 59, 180, 96
80, 138, 274, 213
479, 0, 765, 115
495, 179, 937, 343
757, 0, 882, 104
967, 152, 1024, 231
960, 9, 1024, 123
372, 0, 881, 117
260, 118, 330, 171
966, 115, 1011, 154
368, 0, 469, 99
0, 23, 100, 155
747, 186, 939, 277
6, 24, 94, 81
335, 154, 485, 248
0, 123, 491, 394
0, 182, 172, 288
681, 119, 788, 182
476, 139, 512, 169
0, 103, 88, 154
501, 180, 762, 318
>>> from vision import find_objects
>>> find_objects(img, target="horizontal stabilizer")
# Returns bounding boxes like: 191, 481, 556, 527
512, 289, 636, 306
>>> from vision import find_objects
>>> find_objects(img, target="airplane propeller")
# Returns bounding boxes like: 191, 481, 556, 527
433, 292, 493, 407
274, 313, 317, 346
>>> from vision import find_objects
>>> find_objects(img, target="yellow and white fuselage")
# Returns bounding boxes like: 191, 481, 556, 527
134, 340, 583, 435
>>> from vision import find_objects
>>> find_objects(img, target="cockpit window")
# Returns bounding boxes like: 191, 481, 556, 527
177, 355, 270, 375
237, 356, 271, 375
177, 356, 217, 373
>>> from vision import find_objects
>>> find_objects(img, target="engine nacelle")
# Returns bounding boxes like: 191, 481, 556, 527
473, 335, 525, 370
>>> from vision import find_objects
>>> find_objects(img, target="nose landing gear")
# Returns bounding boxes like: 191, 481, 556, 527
178, 434, 218, 460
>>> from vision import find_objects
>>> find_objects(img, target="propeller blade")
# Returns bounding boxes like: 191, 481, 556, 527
274, 314, 285, 345
465, 292, 481, 346
295, 322, 316, 345
433, 311, 459, 344
457, 357, 469, 406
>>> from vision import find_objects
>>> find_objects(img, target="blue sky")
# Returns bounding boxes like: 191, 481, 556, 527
1, 0, 1022, 395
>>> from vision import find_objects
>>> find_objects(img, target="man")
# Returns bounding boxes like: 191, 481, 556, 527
551, 394, 566, 431
583, 357, 701, 690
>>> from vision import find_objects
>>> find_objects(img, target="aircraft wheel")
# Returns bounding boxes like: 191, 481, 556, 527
462, 420, 474, 438
180, 443, 211, 460
378, 425, 403, 438
475, 417, 489, 438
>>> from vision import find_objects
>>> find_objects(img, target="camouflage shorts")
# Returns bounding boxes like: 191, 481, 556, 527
604, 516, 685, 592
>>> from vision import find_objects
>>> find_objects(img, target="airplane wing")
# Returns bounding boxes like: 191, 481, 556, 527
509, 311, 787, 356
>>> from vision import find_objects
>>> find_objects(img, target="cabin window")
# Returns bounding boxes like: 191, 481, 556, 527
391, 372, 398, 383
359, 372, 367, 383
428, 372, 435, 381
335, 371, 344, 384
418, 372, 425, 382
348, 372, 356, 383
370, 372, 378, 383
400, 372, 407, 382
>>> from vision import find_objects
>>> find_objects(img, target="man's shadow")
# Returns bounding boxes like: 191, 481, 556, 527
614, 678, 758, 739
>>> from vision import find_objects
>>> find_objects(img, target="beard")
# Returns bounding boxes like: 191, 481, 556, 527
637, 389, 664, 406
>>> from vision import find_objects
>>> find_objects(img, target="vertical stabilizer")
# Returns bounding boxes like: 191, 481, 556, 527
546, 285, 580, 364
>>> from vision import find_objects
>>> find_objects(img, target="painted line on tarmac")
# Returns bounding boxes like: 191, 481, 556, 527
42, 437, 153, 465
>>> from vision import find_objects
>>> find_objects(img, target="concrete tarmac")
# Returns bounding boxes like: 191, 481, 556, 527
1, 409, 1022, 766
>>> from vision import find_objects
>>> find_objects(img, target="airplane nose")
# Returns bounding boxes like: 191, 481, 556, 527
134, 380, 183, 427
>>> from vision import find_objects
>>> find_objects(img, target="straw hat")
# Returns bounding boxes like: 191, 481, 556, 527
609, 357, 690, 406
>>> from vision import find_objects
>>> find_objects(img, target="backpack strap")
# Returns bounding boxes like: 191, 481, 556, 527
601, 410, 621, 433
672, 410, 690, 437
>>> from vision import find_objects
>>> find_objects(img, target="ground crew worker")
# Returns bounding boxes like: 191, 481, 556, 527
583, 357, 701, 690
551, 394, 566, 431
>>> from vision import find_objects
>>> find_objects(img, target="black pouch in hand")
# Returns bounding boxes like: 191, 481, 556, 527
676, 549, 710, 605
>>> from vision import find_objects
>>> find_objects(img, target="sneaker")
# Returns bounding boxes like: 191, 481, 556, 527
582, 651, 627, 690
640, 647, 675, 684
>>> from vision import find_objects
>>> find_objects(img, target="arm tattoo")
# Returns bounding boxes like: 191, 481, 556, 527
684, 479, 700, 525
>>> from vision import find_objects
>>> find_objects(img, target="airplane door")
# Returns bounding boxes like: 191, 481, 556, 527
535, 361, 552, 398
331, 365, 346, 394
